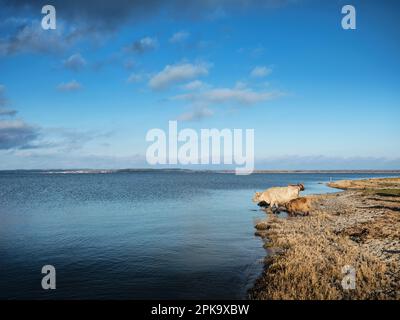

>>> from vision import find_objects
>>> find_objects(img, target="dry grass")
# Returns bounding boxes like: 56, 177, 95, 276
328, 177, 400, 191
250, 178, 400, 300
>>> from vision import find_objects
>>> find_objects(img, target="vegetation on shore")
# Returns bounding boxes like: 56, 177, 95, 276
250, 178, 400, 300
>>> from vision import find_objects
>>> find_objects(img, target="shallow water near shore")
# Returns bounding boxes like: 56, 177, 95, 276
0, 171, 398, 299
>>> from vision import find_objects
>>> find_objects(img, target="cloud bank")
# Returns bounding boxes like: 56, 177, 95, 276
0, 119, 40, 150
2, 0, 296, 30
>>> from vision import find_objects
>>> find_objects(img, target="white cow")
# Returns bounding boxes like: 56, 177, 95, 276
252, 184, 305, 209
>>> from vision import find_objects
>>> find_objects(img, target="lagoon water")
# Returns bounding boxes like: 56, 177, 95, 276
0, 171, 397, 299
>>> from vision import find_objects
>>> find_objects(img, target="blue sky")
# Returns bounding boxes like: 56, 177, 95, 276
0, 0, 399, 169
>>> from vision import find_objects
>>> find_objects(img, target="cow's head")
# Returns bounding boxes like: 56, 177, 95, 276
289, 183, 305, 191
252, 192, 261, 203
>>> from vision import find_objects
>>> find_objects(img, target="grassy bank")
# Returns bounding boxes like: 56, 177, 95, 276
250, 178, 400, 300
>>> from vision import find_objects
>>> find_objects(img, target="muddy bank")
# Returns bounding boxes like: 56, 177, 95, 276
250, 177, 400, 300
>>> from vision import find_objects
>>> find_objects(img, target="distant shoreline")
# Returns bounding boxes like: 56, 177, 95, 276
1, 168, 400, 174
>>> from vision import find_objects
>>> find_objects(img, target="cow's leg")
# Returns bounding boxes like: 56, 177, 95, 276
270, 202, 278, 214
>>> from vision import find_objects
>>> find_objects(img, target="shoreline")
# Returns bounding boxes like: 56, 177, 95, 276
249, 177, 400, 300
1, 169, 400, 174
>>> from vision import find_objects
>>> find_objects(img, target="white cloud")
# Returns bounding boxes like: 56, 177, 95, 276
204, 88, 276, 104
177, 106, 214, 122
149, 62, 210, 90
182, 80, 205, 91
174, 86, 280, 105
57, 80, 82, 92
250, 66, 271, 78
169, 31, 190, 44
63, 53, 87, 71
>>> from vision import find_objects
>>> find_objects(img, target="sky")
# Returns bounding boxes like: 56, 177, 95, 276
0, 0, 399, 170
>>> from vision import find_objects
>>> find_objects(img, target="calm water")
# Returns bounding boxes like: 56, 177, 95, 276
0, 171, 398, 299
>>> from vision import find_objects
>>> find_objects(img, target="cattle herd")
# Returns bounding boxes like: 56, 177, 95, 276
253, 183, 312, 216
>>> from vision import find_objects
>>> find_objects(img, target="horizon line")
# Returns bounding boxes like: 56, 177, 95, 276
1, 168, 400, 173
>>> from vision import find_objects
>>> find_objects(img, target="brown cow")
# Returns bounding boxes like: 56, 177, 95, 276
285, 197, 313, 216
